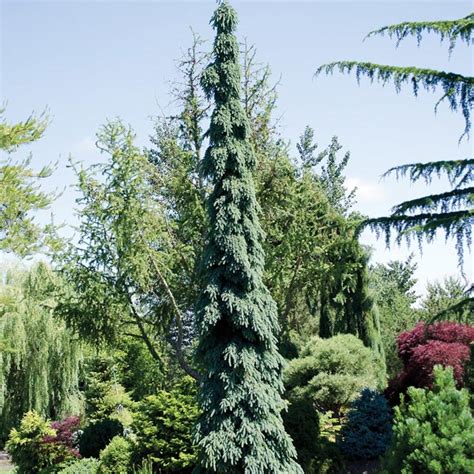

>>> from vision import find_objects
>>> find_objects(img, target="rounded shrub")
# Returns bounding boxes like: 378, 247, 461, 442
285, 334, 379, 415
99, 436, 132, 474
386, 321, 474, 405
5, 411, 79, 474
132, 382, 198, 472
383, 365, 474, 473
79, 419, 123, 459
337, 388, 392, 460
59, 458, 100, 473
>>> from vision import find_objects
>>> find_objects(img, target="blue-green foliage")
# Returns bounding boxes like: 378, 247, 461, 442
194, 2, 302, 472
337, 388, 392, 460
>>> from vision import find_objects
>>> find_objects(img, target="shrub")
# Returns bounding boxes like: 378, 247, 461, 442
43, 416, 81, 458
284, 334, 379, 415
383, 366, 474, 473
79, 419, 123, 459
5, 411, 79, 474
132, 381, 198, 472
83, 356, 134, 426
386, 321, 474, 404
283, 335, 381, 472
59, 458, 99, 474
99, 436, 132, 474
337, 388, 392, 460
283, 397, 320, 473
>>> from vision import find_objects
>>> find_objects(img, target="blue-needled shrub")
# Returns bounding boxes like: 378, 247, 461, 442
337, 388, 392, 460
79, 419, 123, 459
383, 366, 474, 473
99, 436, 132, 474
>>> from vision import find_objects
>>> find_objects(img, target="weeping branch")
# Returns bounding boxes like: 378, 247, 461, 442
364, 210, 473, 267
383, 158, 474, 187
315, 62, 474, 140
366, 12, 474, 52
391, 187, 473, 214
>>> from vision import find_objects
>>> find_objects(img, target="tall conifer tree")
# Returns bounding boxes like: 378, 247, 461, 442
195, 2, 302, 472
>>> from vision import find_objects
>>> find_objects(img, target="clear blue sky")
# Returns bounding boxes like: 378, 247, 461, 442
1, 0, 472, 296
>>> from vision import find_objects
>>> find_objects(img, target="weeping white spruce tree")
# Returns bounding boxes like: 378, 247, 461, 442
194, 2, 302, 472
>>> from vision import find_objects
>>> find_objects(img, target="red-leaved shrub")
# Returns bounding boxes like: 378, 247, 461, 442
386, 321, 474, 405
42, 415, 81, 460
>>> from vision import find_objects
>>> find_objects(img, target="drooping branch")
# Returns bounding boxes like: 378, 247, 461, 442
364, 210, 473, 266
383, 158, 474, 187
315, 62, 474, 139
366, 12, 474, 52
391, 187, 473, 214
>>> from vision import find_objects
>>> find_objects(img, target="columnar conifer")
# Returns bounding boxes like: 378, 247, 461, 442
195, 2, 302, 472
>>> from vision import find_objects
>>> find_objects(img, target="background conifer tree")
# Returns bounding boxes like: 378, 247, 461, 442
195, 2, 302, 472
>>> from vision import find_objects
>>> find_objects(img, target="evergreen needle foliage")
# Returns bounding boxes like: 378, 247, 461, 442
195, 2, 301, 472
383, 366, 474, 473
316, 62, 473, 139
0, 110, 59, 255
366, 12, 474, 52
316, 12, 474, 268
316, 11, 474, 139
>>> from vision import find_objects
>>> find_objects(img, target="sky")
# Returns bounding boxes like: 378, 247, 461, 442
1, 0, 473, 297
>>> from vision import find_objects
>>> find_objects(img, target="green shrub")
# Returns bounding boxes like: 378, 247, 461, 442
285, 334, 379, 415
5, 411, 77, 474
58, 458, 99, 474
132, 381, 199, 472
383, 365, 474, 473
79, 419, 123, 459
283, 396, 345, 473
337, 388, 392, 460
83, 356, 134, 426
283, 397, 320, 473
99, 436, 132, 474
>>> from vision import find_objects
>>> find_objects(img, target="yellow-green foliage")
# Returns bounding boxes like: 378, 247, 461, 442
99, 436, 132, 474
0, 110, 59, 255
132, 384, 199, 472
0, 263, 83, 440
285, 334, 380, 415
6, 411, 75, 474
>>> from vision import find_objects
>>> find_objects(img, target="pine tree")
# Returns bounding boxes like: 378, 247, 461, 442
383, 366, 474, 473
195, 2, 302, 472
316, 13, 473, 268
